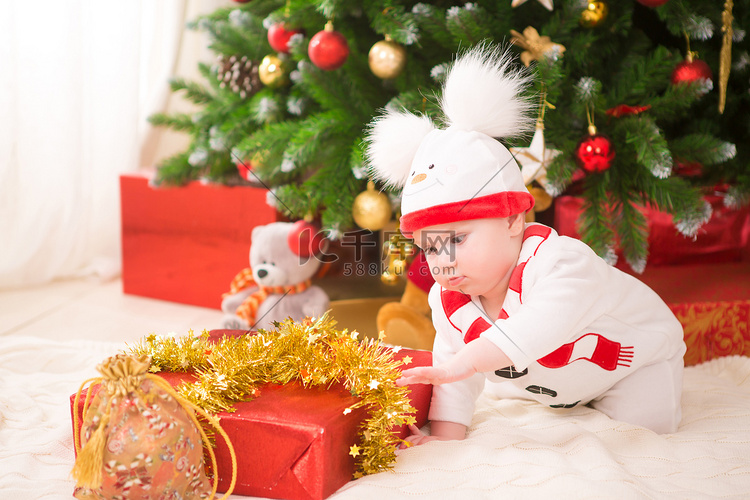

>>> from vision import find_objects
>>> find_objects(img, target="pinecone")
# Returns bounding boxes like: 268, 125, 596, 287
217, 54, 261, 99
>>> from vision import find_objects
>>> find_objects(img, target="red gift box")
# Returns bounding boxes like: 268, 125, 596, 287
554, 194, 750, 268
120, 173, 278, 309
71, 343, 432, 500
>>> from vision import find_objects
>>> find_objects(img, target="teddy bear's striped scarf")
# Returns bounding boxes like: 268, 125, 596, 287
225, 268, 311, 327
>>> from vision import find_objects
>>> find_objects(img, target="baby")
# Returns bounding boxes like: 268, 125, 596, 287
365, 45, 686, 445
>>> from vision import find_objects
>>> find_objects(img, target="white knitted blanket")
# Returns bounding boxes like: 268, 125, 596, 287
2, 336, 748, 500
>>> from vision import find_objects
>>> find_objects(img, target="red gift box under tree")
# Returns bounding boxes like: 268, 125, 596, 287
554, 193, 750, 270
71, 320, 433, 500
120, 173, 278, 309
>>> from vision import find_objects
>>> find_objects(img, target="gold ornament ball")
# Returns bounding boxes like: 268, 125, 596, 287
579, 0, 609, 28
392, 257, 407, 276
529, 186, 553, 212
380, 269, 400, 285
352, 184, 392, 231
368, 39, 407, 79
259, 54, 289, 88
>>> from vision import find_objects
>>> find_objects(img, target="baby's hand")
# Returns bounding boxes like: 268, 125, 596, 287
396, 357, 476, 386
396, 338, 512, 387
398, 425, 442, 449
396, 366, 453, 386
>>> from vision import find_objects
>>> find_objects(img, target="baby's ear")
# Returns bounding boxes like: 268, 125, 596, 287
364, 109, 436, 189
508, 213, 526, 235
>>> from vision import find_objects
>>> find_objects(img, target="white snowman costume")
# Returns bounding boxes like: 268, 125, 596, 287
428, 222, 685, 432
365, 45, 686, 433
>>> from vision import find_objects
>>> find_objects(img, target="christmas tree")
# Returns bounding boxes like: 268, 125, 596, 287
148, 0, 749, 272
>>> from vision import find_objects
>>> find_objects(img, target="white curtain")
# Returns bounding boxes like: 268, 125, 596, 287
0, 0, 192, 288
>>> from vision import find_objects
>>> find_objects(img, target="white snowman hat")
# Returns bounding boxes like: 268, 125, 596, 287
365, 44, 536, 235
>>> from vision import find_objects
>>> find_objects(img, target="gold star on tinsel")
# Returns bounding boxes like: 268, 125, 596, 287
511, 0, 554, 11
126, 313, 417, 477
402, 356, 413, 366
510, 26, 566, 67
509, 120, 561, 192
378, 330, 387, 341
349, 445, 361, 457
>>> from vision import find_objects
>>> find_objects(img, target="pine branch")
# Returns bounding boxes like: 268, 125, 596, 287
445, 3, 493, 48
153, 152, 194, 186
545, 151, 578, 197
621, 116, 673, 179
634, 174, 703, 219
284, 110, 356, 169
368, 4, 419, 45
201, 16, 271, 60
314, 157, 362, 231
610, 46, 678, 105
411, 3, 454, 50
657, 1, 714, 40
148, 113, 196, 133
240, 119, 298, 168
578, 175, 616, 260
611, 194, 649, 273
248, 89, 285, 124
643, 81, 705, 123
298, 62, 352, 111
669, 134, 737, 166
168, 77, 215, 105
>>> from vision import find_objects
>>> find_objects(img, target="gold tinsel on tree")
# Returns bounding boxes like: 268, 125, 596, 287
127, 314, 417, 477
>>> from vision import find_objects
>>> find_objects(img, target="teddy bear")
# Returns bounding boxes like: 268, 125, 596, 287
376, 252, 436, 351
221, 221, 330, 331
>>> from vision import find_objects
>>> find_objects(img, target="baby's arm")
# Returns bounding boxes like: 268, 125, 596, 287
396, 337, 512, 386
397, 287, 493, 447
397, 337, 508, 446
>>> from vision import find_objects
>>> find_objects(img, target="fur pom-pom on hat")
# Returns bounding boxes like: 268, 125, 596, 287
441, 44, 535, 138
364, 44, 536, 235
365, 110, 436, 189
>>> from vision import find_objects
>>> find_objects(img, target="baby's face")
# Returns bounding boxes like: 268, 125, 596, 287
414, 216, 524, 301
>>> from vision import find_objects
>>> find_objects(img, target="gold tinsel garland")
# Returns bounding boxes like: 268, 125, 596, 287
126, 313, 417, 477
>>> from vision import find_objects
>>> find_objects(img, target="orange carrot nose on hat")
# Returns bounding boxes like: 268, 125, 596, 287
365, 44, 536, 235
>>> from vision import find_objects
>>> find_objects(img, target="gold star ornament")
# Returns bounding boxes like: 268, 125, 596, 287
349, 444, 361, 457
510, 26, 566, 67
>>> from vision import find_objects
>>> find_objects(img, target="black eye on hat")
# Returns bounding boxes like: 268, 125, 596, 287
428, 164, 435, 169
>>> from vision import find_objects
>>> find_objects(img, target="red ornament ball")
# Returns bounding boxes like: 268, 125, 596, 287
575, 133, 616, 173
308, 28, 349, 71
671, 58, 712, 85
236, 160, 254, 181
287, 220, 327, 258
674, 160, 703, 177
267, 22, 303, 54
636, 0, 670, 7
